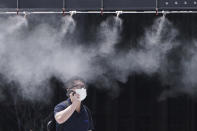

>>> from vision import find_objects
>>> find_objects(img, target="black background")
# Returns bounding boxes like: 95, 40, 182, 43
0, 13, 197, 131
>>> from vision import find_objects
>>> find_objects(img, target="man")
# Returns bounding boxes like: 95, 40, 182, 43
54, 77, 94, 131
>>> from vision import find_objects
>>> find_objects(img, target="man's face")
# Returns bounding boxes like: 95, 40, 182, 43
67, 80, 87, 101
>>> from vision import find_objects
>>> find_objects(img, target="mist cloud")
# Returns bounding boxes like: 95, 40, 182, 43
0, 14, 196, 101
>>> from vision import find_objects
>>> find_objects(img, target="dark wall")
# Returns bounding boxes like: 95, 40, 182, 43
1, 0, 197, 10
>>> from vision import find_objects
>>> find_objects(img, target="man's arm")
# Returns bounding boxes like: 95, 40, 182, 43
55, 103, 77, 124
55, 93, 80, 124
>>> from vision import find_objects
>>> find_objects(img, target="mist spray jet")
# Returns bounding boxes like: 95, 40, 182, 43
69, 11, 77, 17
162, 10, 167, 17
60, 15, 76, 35
116, 11, 123, 18
23, 11, 31, 18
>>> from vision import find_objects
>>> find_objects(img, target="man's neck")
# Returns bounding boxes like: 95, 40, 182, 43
76, 102, 81, 113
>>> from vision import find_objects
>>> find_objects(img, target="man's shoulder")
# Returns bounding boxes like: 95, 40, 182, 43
55, 99, 71, 108
54, 99, 72, 115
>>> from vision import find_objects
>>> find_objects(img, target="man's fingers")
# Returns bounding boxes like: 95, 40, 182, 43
70, 92, 80, 102
74, 94, 79, 98
75, 94, 80, 97
72, 93, 80, 100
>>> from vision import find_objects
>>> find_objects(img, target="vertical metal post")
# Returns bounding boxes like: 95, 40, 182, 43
156, 0, 158, 15
63, 0, 65, 9
16, 0, 19, 15
101, 0, 104, 15
62, 0, 66, 16
17, 0, 19, 9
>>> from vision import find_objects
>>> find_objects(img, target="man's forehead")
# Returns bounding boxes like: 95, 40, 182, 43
74, 80, 85, 85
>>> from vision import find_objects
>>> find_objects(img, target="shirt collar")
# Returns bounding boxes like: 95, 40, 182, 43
67, 98, 72, 105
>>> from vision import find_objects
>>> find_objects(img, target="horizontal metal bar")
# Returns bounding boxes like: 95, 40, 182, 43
0, 10, 196, 14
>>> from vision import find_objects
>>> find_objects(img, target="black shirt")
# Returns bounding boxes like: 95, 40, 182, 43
54, 99, 94, 131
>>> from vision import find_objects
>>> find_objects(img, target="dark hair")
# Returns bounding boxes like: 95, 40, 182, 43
65, 76, 86, 90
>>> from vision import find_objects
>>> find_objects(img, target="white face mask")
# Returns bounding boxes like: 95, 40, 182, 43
75, 88, 87, 101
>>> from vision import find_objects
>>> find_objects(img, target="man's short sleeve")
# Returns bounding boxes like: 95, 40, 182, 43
54, 103, 65, 116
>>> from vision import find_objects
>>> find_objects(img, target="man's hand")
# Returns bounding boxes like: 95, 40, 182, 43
55, 92, 81, 124
70, 92, 81, 108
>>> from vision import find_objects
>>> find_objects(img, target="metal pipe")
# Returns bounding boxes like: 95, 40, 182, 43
0, 10, 196, 14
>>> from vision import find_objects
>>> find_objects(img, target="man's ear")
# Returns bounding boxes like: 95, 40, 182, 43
66, 89, 70, 97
